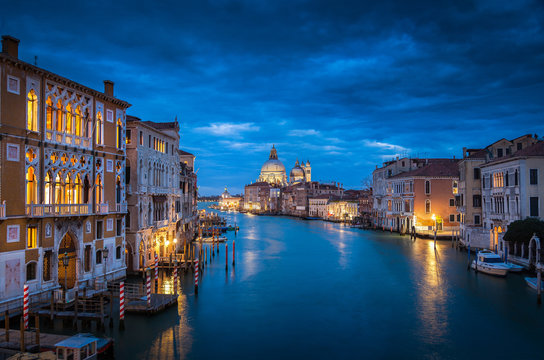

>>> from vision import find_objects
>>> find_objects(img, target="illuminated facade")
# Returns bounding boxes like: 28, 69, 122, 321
0, 36, 129, 304
258, 145, 287, 186
125, 117, 198, 272
289, 160, 311, 184
219, 187, 241, 210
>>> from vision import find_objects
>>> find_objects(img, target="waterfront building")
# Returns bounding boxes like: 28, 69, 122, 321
457, 135, 538, 248
0, 35, 129, 304
244, 182, 271, 212
371, 157, 421, 229
125, 116, 197, 273
326, 197, 359, 221
309, 195, 330, 218
480, 140, 544, 253
219, 186, 242, 210
281, 182, 343, 217
257, 145, 287, 186
384, 159, 460, 234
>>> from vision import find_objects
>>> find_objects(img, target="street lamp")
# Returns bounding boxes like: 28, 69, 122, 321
61, 251, 69, 291
431, 214, 437, 248
103, 247, 109, 284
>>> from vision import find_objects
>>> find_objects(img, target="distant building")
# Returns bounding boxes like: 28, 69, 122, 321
219, 186, 242, 210
258, 145, 287, 186
244, 182, 271, 211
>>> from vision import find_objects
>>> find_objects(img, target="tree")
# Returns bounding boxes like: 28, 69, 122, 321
503, 218, 544, 243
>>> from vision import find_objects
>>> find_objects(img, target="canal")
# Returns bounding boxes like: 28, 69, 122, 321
111, 205, 544, 359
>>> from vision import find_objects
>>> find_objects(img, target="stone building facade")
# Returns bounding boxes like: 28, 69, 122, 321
0, 36, 129, 305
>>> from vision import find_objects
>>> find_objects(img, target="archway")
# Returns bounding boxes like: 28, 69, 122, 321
125, 241, 133, 272
139, 240, 146, 271
58, 233, 77, 289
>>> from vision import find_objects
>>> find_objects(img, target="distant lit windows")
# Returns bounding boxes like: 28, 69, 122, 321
126, 129, 132, 145
75, 105, 83, 137
27, 90, 38, 132
27, 226, 37, 249
46, 97, 53, 132
493, 172, 504, 188
56, 99, 64, 132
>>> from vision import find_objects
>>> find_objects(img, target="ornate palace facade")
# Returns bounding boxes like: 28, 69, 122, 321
0, 36, 129, 305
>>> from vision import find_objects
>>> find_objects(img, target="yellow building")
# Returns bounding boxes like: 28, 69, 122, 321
0, 36, 129, 305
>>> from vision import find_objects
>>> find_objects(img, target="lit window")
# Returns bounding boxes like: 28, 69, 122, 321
75, 105, 83, 137
95, 174, 103, 204
27, 226, 37, 249
425, 200, 431, 213
65, 173, 74, 204
66, 103, 73, 134
55, 172, 64, 204
117, 118, 123, 149
75, 174, 82, 204
46, 97, 53, 132
44, 172, 52, 204
27, 90, 38, 132
96, 112, 104, 145
26, 166, 38, 205
56, 100, 64, 132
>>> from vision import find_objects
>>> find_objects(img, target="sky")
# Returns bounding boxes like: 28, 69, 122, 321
3, 0, 544, 195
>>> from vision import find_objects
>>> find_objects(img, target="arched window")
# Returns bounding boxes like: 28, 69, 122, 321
75, 105, 82, 137
95, 174, 103, 204
75, 174, 82, 204
425, 180, 431, 194
116, 118, 123, 149
425, 199, 431, 214
26, 167, 38, 204
44, 171, 53, 204
46, 97, 53, 131
96, 112, 103, 145
56, 100, 64, 132
66, 103, 73, 134
65, 173, 74, 204
27, 90, 38, 131
54, 172, 64, 204
116, 176, 122, 203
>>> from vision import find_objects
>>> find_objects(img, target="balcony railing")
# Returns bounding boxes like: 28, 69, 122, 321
96, 202, 109, 214
155, 219, 169, 228
45, 130, 91, 149
116, 203, 128, 213
26, 203, 92, 217
0, 201, 6, 219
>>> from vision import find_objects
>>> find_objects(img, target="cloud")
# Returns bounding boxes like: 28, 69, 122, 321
193, 122, 260, 137
362, 140, 409, 152
288, 129, 321, 137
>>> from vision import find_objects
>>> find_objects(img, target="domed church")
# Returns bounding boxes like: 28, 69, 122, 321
258, 145, 288, 186
289, 159, 311, 184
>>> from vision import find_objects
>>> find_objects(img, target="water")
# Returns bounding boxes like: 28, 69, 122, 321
111, 205, 544, 359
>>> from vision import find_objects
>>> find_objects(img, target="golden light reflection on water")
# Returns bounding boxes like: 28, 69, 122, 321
323, 222, 351, 269
144, 288, 193, 359
415, 241, 449, 344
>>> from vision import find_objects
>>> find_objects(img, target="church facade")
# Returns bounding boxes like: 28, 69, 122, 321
257, 145, 311, 186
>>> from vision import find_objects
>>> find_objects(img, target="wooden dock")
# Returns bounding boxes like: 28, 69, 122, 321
125, 294, 178, 315
0, 329, 68, 352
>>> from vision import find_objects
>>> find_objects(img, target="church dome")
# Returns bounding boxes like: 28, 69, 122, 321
258, 145, 287, 185
290, 166, 304, 178
261, 159, 286, 174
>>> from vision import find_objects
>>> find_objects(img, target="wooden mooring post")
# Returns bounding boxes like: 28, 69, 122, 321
4, 311, 9, 342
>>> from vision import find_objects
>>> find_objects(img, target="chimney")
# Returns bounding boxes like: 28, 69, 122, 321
104, 80, 114, 97
2, 35, 20, 58
462, 147, 467, 159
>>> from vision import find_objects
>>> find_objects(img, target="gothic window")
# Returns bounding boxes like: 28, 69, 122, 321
27, 90, 38, 132
95, 174, 103, 204
96, 111, 104, 145
65, 173, 74, 204
26, 166, 38, 205
75, 174, 83, 204
116, 118, 123, 149
116, 176, 122, 203
43, 251, 52, 281
56, 99, 64, 132
46, 97, 53, 132
75, 105, 83, 137
54, 172, 64, 204
425, 200, 431, 214
44, 171, 53, 204
66, 103, 73, 134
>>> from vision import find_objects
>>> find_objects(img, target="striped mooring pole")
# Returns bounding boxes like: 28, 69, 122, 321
194, 258, 199, 294
154, 253, 159, 289
119, 281, 125, 330
23, 284, 29, 329
225, 242, 228, 271
173, 260, 178, 295
146, 268, 151, 307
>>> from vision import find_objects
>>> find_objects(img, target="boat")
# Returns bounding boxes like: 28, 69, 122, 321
504, 262, 524, 272
55, 335, 100, 360
200, 236, 228, 243
471, 249, 509, 276
525, 277, 544, 291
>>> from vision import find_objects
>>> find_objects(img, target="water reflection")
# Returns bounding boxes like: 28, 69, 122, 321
415, 241, 449, 344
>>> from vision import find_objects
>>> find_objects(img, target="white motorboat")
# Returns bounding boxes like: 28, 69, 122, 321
471, 250, 509, 276
525, 277, 544, 291
504, 262, 524, 272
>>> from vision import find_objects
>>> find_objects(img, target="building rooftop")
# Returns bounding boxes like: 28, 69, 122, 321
389, 159, 459, 179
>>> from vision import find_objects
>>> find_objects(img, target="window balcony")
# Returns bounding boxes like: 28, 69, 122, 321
45, 130, 91, 149
116, 203, 128, 213
0, 201, 6, 219
95, 202, 109, 215
155, 219, 169, 228
26, 203, 92, 217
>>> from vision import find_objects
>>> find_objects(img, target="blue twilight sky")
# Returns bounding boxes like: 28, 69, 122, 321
2, 0, 544, 195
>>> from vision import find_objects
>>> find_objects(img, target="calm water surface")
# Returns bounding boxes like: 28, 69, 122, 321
111, 205, 544, 359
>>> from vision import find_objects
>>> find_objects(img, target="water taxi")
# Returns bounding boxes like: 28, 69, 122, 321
471, 250, 509, 276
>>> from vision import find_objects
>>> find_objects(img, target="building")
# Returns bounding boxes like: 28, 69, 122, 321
384, 159, 460, 234
327, 197, 359, 221
257, 145, 287, 186
480, 140, 543, 252
0, 35, 129, 305
244, 182, 271, 211
281, 182, 343, 217
289, 159, 311, 184
219, 187, 242, 210
309, 195, 330, 218
457, 134, 538, 248
125, 116, 197, 273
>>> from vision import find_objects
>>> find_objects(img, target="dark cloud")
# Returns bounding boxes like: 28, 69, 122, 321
2, 0, 543, 194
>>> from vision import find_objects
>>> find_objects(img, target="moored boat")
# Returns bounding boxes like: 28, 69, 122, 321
504, 262, 524, 272
471, 250, 509, 276
524, 277, 544, 291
